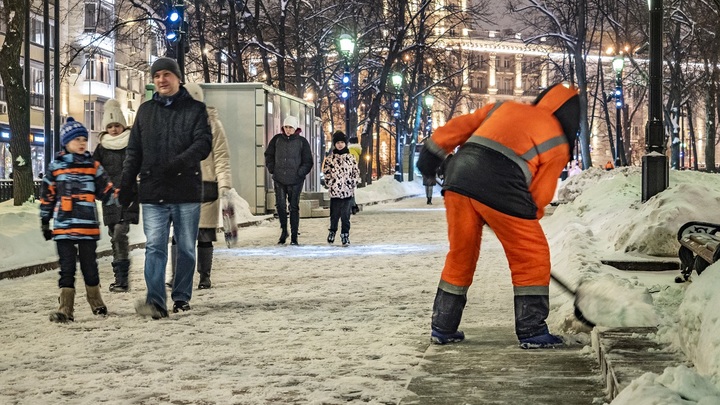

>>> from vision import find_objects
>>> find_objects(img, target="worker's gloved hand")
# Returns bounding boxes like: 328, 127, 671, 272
41, 221, 53, 241
417, 147, 443, 178
437, 154, 454, 179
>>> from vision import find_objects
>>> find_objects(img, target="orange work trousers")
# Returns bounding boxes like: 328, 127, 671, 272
441, 191, 551, 288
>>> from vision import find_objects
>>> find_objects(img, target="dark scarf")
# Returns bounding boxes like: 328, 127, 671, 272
153, 87, 186, 107
333, 147, 349, 155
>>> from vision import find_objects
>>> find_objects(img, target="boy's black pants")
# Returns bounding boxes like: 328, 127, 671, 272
56, 240, 100, 288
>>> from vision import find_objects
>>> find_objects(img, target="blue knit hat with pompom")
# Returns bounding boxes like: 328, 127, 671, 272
60, 117, 89, 146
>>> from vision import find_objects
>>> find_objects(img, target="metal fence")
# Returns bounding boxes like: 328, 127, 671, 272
0, 180, 43, 203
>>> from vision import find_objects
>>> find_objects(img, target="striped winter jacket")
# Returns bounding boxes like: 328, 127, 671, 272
40, 151, 115, 241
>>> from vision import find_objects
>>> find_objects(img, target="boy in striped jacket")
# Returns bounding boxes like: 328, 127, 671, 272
40, 117, 117, 322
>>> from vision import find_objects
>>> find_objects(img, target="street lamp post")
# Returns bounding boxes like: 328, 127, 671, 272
643, 0, 668, 202
339, 34, 355, 139
612, 55, 625, 167
424, 94, 434, 139
391, 72, 404, 182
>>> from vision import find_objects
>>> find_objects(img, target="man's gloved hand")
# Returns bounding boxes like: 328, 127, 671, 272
118, 187, 136, 208
163, 159, 184, 176
41, 221, 53, 241
417, 147, 444, 178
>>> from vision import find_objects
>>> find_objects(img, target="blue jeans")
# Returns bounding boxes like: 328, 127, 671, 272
274, 182, 303, 236
142, 203, 200, 310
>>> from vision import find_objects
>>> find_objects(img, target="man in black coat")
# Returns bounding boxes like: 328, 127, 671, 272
264, 115, 313, 245
119, 57, 212, 318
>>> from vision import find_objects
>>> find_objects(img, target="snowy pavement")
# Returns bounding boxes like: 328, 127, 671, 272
0, 197, 460, 404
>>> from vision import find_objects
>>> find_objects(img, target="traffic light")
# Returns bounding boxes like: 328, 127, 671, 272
166, 5, 184, 42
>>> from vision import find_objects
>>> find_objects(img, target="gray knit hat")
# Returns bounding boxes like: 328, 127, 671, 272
151, 57, 182, 80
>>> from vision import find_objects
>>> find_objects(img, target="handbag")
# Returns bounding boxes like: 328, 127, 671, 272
202, 181, 219, 202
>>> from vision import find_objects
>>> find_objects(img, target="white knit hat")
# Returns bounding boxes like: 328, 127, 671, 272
101, 99, 127, 130
184, 82, 204, 102
283, 116, 299, 128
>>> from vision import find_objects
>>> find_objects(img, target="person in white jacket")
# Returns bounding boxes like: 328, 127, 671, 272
168, 83, 233, 289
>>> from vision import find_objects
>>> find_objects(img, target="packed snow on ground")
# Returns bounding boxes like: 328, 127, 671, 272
2, 169, 720, 403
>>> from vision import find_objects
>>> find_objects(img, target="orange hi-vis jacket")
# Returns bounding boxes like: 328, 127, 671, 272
425, 97, 572, 219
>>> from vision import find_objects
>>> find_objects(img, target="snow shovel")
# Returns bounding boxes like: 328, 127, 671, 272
550, 273, 596, 328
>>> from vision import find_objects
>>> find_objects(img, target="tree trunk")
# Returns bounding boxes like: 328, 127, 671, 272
0, 0, 34, 205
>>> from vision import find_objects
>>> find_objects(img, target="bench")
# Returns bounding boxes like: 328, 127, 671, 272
676, 221, 720, 282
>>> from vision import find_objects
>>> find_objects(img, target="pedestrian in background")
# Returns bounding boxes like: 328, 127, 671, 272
166, 82, 232, 290
417, 82, 580, 348
347, 136, 362, 214
264, 115, 313, 245
94, 99, 138, 293
323, 131, 359, 247
120, 57, 212, 319
422, 172, 437, 205
40, 117, 117, 322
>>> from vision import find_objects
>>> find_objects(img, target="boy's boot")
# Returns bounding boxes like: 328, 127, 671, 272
327, 230, 336, 244
197, 246, 213, 289
109, 259, 130, 292
166, 245, 177, 287
50, 287, 75, 323
85, 285, 108, 315
430, 288, 467, 344
340, 233, 350, 247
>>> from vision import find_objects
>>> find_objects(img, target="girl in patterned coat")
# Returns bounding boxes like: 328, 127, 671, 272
322, 131, 359, 247
40, 117, 117, 322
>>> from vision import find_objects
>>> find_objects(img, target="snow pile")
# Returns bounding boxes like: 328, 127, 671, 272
542, 167, 720, 403
354, 175, 424, 204
611, 365, 720, 405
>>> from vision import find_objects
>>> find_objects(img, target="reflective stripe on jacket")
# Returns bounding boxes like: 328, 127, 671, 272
427, 100, 569, 219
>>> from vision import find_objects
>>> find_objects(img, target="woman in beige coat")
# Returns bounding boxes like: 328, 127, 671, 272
169, 83, 233, 289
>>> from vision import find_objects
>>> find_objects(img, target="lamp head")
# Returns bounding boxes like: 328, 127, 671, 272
391, 72, 403, 89
339, 34, 355, 56
612, 55, 625, 74
424, 94, 434, 109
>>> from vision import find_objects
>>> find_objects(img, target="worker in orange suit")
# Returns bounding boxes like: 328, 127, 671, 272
417, 82, 580, 349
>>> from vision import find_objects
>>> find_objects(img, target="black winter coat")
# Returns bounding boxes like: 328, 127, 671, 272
264, 130, 313, 186
121, 88, 213, 204
93, 141, 139, 225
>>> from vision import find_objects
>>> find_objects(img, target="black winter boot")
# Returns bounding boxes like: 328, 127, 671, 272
109, 259, 130, 292
340, 233, 350, 247
278, 229, 288, 244
85, 285, 108, 315
430, 288, 467, 344
327, 230, 336, 244
427, 197, 432, 205
197, 246, 213, 289
166, 245, 177, 287
513, 294, 551, 340
50, 287, 75, 323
